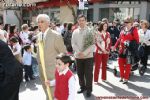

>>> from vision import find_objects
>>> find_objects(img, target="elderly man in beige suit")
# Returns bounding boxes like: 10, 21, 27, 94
36, 14, 66, 100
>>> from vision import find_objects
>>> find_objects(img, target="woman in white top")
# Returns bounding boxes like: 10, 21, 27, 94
138, 20, 150, 69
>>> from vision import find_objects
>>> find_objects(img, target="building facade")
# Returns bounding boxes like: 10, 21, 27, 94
87, 1, 150, 22
0, 2, 4, 23
1, 0, 150, 27
22, 0, 150, 24
0, 0, 47, 27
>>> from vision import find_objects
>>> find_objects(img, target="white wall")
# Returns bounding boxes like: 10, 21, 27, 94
139, 1, 147, 20
93, 3, 99, 22
89, 1, 149, 22
146, 2, 150, 22
3, 10, 20, 28
60, 5, 77, 23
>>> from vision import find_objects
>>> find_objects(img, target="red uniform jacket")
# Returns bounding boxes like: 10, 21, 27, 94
114, 27, 139, 55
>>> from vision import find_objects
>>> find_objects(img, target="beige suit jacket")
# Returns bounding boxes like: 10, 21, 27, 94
37, 28, 66, 97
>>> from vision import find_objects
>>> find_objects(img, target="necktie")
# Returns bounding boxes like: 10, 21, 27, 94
42, 33, 44, 41
41, 33, 44, 47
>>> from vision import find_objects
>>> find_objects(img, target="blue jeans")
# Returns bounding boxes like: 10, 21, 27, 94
32, 64, 39, 77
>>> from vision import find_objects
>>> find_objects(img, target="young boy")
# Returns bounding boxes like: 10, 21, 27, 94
45, 53, 76, 100
23, 45, 34, 82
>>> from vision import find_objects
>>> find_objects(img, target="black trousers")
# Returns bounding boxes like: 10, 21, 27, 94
24, 65, 33, 80
76, 57, 94, 93
0, 84, 20, 100
141, 46, 150, 67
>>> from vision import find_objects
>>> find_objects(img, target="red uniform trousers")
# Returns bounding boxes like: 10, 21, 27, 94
94, 53, 109, 82
118, 57, 131, 80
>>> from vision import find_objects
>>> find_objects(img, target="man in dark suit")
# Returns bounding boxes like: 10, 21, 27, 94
0, 40, 23, 100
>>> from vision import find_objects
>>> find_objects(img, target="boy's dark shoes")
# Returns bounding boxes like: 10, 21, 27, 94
77, 89, 85, 94
25, 79, 29, 82
30, 77, 35, 80
86, 92, 91, 97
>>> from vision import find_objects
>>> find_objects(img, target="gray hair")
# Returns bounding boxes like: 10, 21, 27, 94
36, 14, 50, 22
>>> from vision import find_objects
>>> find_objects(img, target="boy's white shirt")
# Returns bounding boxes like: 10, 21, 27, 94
50, 67, 77, 100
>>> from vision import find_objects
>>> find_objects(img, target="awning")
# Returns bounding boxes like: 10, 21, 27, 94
26, 0, 103, 10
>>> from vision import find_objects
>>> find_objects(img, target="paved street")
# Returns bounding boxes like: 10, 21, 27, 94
19, 60, 150, 100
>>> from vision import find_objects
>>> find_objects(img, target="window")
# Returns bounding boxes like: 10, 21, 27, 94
0, 16, 3, 23
22, 9, 30, 17
50, 11, 60, 23
99, 8, 109, 21
87, 8, 93, 22
98, 7, 140, 22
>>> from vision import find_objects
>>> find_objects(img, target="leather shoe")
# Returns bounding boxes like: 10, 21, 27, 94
86, 92, 91, 97
123, 81, 128, 84
77, 89, 85, 94
119, 79, 123, 82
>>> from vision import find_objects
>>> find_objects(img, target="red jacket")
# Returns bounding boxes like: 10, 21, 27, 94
114, 27, 139, 55
54, 69, 73, 100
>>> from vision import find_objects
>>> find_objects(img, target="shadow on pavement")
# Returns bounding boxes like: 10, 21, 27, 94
130, 74, 150, 82
83, 92, 97, 100
19, 78, 41, 93
98, 82, 137, 100
130, 67, 150, 82
126, 82, 150, 96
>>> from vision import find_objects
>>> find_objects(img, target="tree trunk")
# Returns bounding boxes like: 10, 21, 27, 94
61, 0, 77, 23
14, 9, 22, 30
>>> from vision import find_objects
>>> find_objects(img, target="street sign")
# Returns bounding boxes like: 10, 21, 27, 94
79, 0, 85, 10
78, 0, 88, 10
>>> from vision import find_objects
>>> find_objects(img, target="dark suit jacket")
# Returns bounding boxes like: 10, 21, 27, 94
0, 40, 23, 100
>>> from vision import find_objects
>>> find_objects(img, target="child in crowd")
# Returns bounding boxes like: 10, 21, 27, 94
45, 53, 76, 100
23, 45, 34, 82
31, 38, 39, 77
9, 37, 22, 63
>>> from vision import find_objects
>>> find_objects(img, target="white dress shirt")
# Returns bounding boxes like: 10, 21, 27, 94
13, 42, 21, 55
23, 51, 32, 66
50, 67, 76, 100
39, 28, 50, 41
